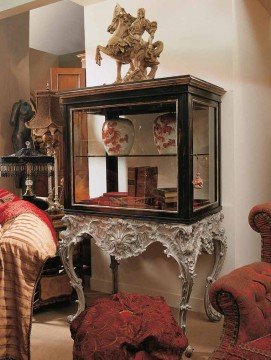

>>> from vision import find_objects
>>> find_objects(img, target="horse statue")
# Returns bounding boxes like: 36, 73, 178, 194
10, 100, 35, 153
95, 5, 164, 83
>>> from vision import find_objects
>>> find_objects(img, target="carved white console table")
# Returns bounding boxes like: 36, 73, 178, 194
59, 211, 227, 330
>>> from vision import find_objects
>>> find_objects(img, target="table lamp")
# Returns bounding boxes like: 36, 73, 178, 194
0, 141, 54, 209
26, 89, 63, 213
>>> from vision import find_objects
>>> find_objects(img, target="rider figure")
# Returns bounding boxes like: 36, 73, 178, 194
126, 8, 157, 53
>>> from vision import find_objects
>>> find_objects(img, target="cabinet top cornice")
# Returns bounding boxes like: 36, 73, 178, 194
58, 75, 226, 101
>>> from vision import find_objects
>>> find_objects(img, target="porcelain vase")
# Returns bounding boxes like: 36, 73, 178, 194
153, 113, 177, 155
102, 117, 135, 156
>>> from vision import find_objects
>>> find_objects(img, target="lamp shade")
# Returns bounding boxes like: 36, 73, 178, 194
0, 142, 54, 177
26, 90, 63, 135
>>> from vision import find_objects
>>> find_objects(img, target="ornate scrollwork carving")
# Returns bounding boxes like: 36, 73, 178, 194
59, 211, 227, 328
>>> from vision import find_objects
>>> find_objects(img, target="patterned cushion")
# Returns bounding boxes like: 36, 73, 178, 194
0, 212, 56, 360
71, 292, 188, 360
0, 188, 57, 243
0, 188, 19, 203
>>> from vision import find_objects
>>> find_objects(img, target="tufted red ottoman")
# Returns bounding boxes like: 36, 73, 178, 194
70, 292, 188, 359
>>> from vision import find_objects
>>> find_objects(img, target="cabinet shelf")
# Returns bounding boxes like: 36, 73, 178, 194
74, 154, 177, 158
191, 153, 210, 157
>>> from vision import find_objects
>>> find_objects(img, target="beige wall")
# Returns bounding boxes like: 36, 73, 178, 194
29, 49, 84, 92
30, 48, 59, 91
0, 13, 30, 193
58, 51, 83, 68
0, 0, 59, 20
84, 0, 271, 312
233, 1, 271, 265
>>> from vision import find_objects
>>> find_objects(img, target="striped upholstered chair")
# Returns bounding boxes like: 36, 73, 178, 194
0, 188, 57, 360
209, 202, 271, 359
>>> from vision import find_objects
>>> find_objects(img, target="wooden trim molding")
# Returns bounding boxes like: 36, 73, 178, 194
58, 75, 226, 101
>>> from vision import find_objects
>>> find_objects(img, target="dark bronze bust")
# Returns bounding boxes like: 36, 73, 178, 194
10, 99, 35, 152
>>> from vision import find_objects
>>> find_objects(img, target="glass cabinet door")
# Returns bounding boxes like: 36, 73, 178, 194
61, 75, 224, 222
70, 100, 179, 213
192, 100, 218, 211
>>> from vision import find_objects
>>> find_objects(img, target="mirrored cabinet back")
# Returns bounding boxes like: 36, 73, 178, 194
58, 75, 225, 223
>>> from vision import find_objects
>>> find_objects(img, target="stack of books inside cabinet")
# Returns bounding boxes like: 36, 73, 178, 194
128, 166, 158, 208
157, 188, 177, 210
89, 166, 179, 211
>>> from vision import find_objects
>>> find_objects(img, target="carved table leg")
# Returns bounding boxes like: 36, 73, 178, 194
59, 235, 85, 323
179, 266, 194, 332
204, 238, 227, 321
178, 263, 196, 358
110, 255, 119, 293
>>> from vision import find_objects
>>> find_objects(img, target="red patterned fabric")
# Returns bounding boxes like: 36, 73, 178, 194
71, 292, 188, 360
210, 262, 271, 345
0, 188, 56, 244
240, 335, 271, 355
0, 188, 19, 203
249, 202, 271, 263
0, 191, 57, 360
210, 264, 271, 359
212, 335, 271, 359
209, 202, 271, 359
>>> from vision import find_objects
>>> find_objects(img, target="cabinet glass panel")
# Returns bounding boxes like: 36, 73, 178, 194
71, 100, 178, 212
192, 101, 217, 211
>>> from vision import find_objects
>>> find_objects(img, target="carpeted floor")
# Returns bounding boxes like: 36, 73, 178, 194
31, 291, 223, 360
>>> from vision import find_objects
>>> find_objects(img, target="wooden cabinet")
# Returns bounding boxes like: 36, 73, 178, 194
59, 75, 225, 224
50, 67, 86, 91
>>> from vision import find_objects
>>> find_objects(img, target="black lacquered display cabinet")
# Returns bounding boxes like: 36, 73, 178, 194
59, 75, 225, 223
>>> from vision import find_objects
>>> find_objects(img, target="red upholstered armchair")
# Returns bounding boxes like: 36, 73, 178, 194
209, 203, 271, 359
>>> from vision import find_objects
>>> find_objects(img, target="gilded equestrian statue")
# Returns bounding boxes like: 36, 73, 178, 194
95, 5, 164, 83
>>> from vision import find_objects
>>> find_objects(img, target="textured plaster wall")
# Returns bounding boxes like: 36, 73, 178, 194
0, 12, 30, 193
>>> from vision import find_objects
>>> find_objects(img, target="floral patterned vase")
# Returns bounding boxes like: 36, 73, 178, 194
153, 113, 177, 155
102, 117, 135, 156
